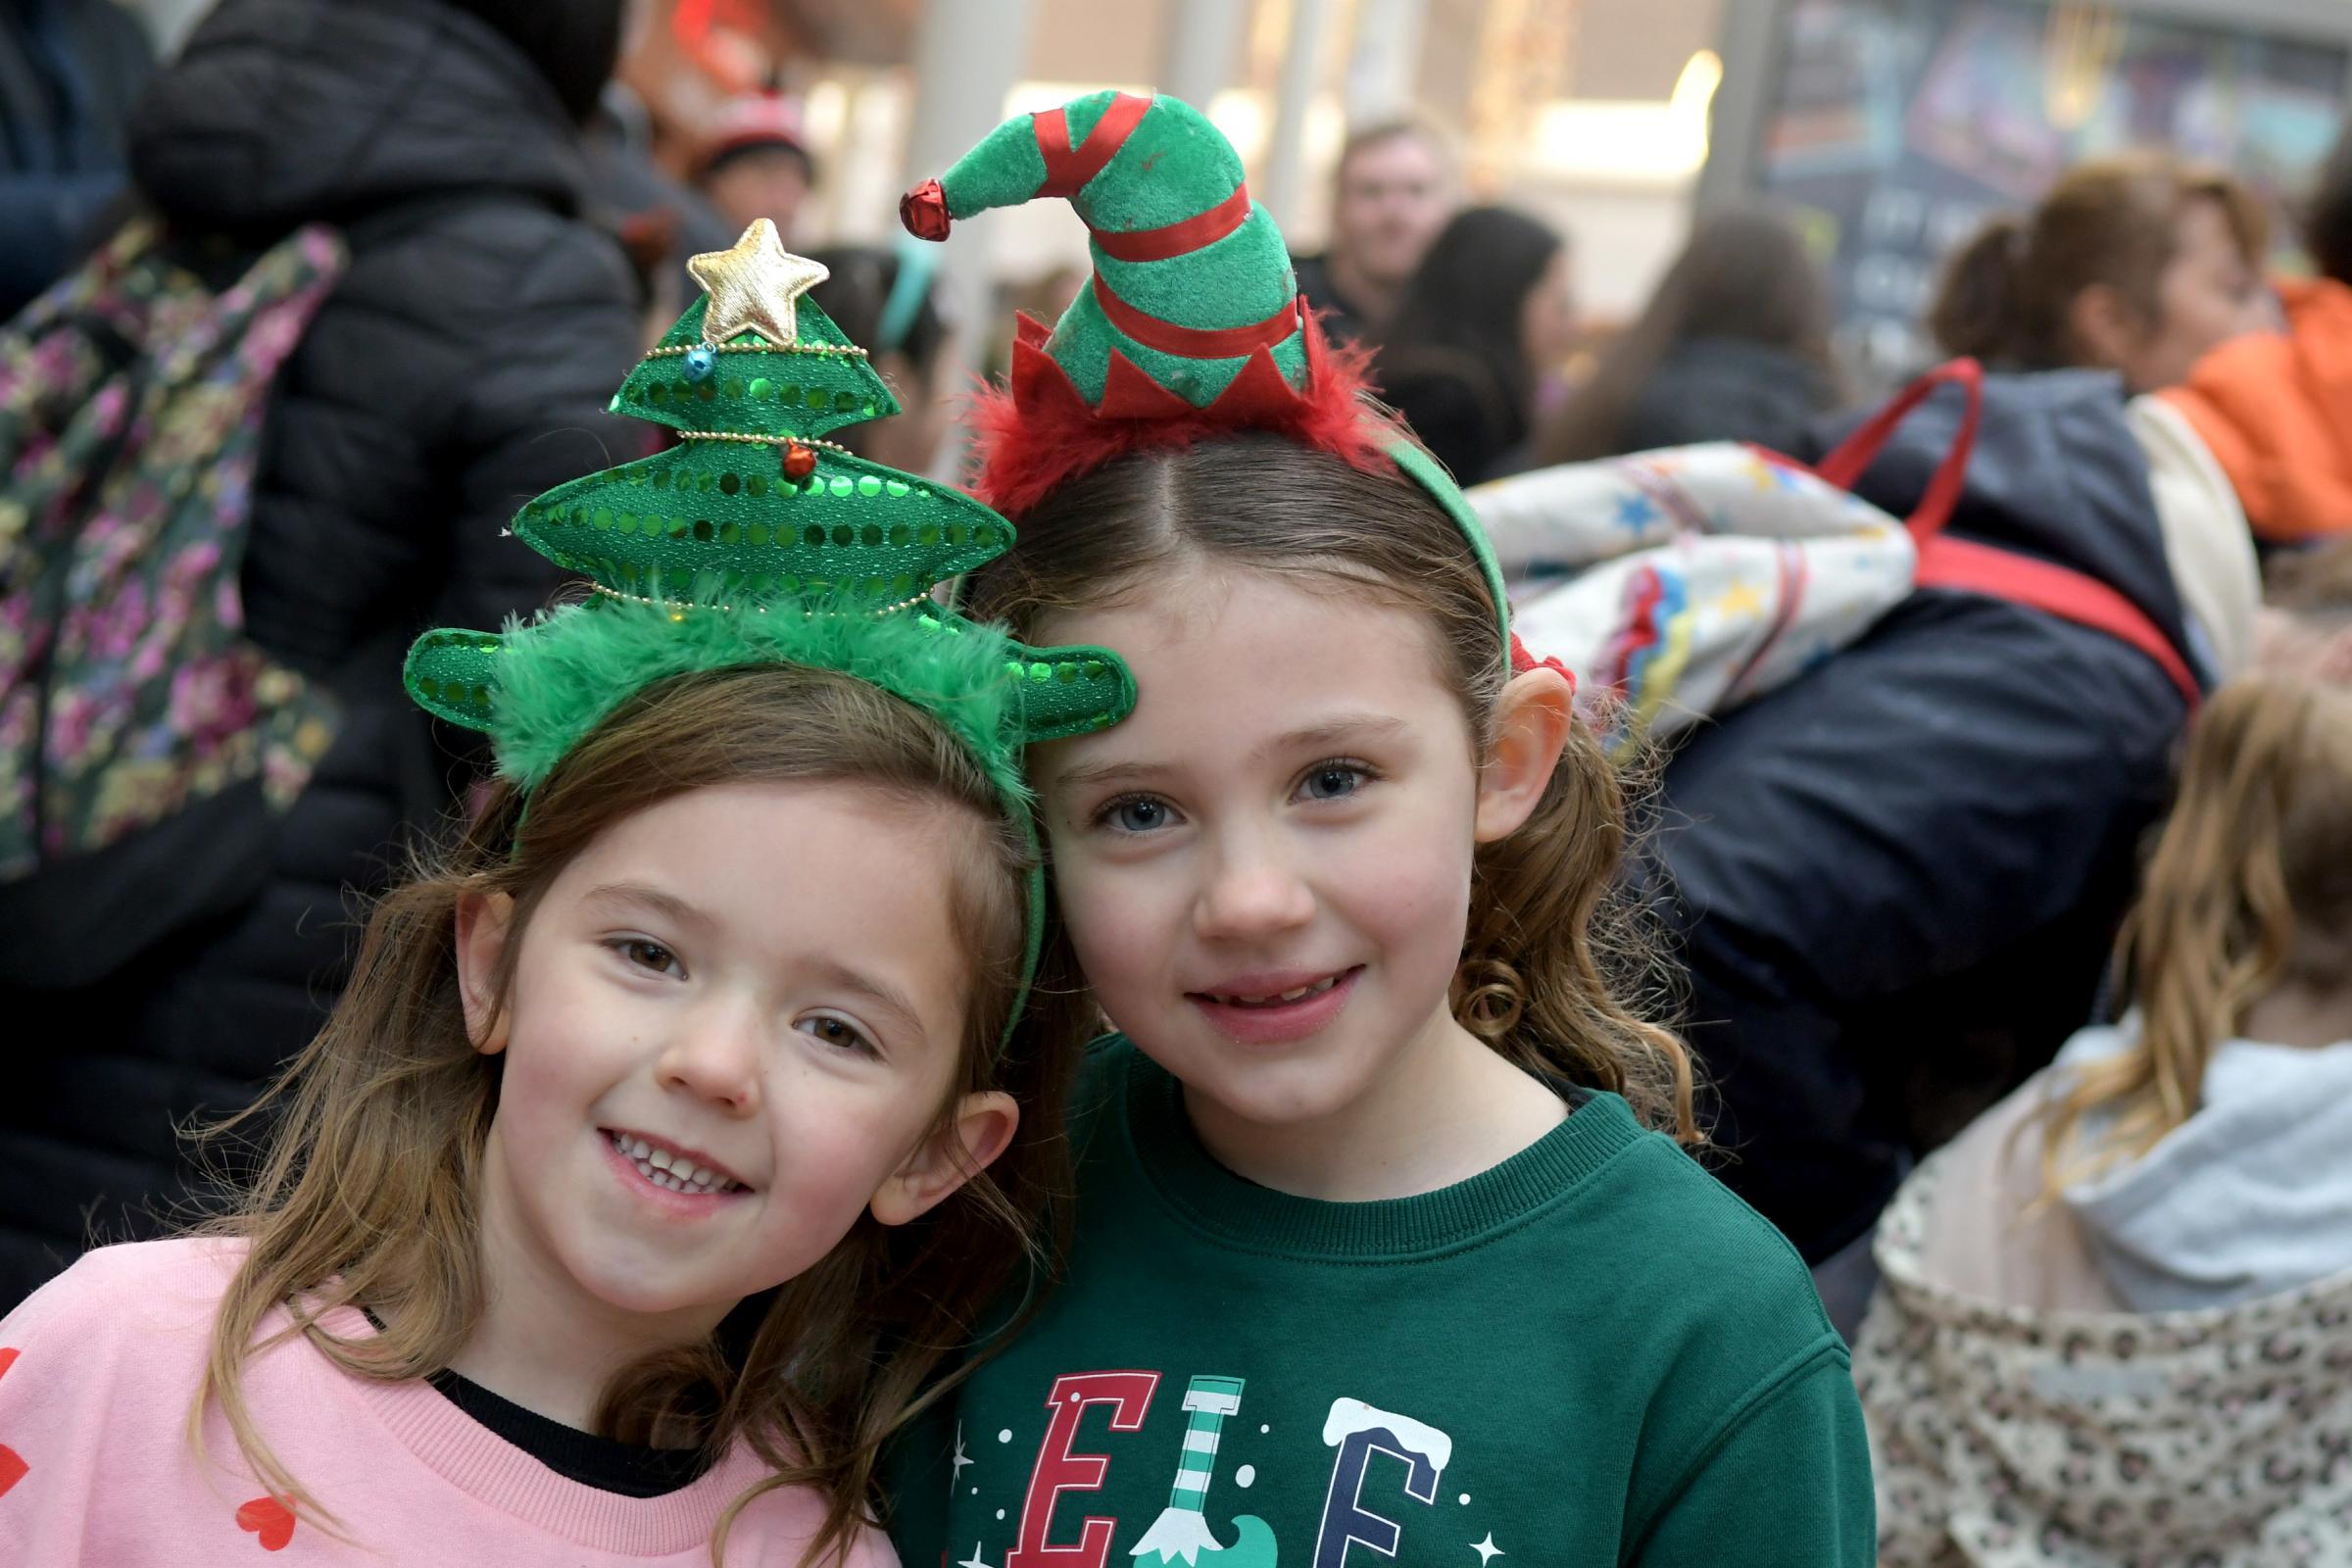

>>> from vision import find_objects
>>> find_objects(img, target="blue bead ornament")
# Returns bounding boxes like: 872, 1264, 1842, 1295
683, 346, 717, 382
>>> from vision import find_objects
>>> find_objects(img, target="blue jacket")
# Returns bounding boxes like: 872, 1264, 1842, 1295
1649, 370, 2197, 1263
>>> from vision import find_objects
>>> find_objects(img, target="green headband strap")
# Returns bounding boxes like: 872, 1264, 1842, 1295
1387, 437, 1511, 648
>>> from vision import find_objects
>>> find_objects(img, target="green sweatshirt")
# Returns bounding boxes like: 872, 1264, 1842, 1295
888, 1039, 1873, 1568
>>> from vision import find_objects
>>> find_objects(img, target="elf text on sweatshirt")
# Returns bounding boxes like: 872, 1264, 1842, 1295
888, 1039, 1873, 1568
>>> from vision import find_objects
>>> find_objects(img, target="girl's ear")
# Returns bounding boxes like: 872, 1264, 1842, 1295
454, 888, 516, 1054
1475, 666, 1574, 844
869, 1091, 1021, 1227
2068, 281, 2138, 372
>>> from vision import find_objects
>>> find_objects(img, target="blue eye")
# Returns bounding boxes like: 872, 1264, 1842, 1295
1102, 796, 1174, 834
1298, 761, 1369, 802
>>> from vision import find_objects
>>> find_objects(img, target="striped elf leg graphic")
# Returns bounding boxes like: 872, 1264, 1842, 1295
1129, 1376, 1278, 1568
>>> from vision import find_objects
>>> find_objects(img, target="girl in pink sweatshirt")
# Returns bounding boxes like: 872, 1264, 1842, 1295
0, 230, 1127, 1562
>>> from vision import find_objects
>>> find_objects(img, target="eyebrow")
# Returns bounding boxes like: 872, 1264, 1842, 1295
1049, 711, 1410, 791
582, 881, 710, 932
804, 957, 932, 1047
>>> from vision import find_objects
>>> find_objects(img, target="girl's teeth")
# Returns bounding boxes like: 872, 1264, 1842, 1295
611, 1129, 739, 1193
1214, 975, 1340, 1006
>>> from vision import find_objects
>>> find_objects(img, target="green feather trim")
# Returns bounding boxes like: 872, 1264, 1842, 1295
484, 599, 1034, 808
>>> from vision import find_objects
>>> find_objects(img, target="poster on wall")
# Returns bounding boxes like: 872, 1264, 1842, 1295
1751, 0, 2348, 382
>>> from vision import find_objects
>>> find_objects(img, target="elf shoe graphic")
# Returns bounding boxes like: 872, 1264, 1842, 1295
1127, 1376, 1278, 1568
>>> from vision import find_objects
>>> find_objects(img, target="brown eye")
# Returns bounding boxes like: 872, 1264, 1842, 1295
797, 1014, 879, 1056
614, 939, 679, 975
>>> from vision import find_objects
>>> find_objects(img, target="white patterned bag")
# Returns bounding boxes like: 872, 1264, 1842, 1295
1471, 359, 2203, 740
1469, 442, 1917, 739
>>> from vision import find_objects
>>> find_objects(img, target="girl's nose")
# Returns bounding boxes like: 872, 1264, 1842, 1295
656, 1006, 763, 1115
1193, 836, 1316, 943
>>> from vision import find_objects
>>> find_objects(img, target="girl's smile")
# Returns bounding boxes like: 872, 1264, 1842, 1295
1186, 965, 1362, 1045
600, 1127, 751, 1200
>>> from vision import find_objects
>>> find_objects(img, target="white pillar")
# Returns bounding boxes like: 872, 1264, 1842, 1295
1345, 0, 1427, 124
1159, 0, 1250, 108
901, 0, 1038, 479
1260, 0, 1335, 234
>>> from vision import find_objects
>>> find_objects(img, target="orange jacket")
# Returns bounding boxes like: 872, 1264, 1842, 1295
2163, 278, 2352, 542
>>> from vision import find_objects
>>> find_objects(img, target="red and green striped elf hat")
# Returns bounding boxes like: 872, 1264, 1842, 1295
902, 89, 1536, 661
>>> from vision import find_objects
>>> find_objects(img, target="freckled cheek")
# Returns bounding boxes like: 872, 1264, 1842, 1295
766, 1103, 922, 1219
1347, 857, 1474, 963
1054, 861, 1182, 984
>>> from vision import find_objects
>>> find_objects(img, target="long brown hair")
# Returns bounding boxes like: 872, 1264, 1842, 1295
1930, 152, 2265, 369
962, 433, 1697, 1142
1536, 202, 1835, 466
2035, 674, 2352, 1198
189, 662, 1094, 1564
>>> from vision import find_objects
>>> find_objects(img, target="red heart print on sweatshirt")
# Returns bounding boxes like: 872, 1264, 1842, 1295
0, 1348, 25, 1496
236, 1494, 297, 1551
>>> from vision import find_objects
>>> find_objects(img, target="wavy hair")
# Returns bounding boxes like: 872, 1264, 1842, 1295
961, 432, 1696, 1142
187, 662, 1094, 1565
2035, 674, 2352, 1198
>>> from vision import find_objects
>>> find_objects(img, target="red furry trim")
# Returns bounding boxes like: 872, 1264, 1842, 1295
966, 304, 1401, 517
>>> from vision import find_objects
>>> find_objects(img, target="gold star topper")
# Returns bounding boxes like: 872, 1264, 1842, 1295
687, 219, 829, 349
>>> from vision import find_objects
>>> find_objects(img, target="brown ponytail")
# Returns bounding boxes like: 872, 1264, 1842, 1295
1927, 215, 2033, 364
1929, 153, 2266, 369
964, 432, 1699, 1143
2034, 675, 2352, 1199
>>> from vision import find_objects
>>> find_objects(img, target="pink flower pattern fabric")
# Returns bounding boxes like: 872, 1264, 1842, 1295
0, 220, 347, 878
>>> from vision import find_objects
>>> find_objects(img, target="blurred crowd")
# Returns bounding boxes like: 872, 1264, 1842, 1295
6, 2, 2352, 1562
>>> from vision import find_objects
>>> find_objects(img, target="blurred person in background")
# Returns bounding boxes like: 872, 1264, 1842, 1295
1857, 672, 2352, 1567
2258, 537, 2352, 679
2160, 122, 2352, 548
1534, 202, 1839, 464
809, 242, 951, 477
585, 77, 737, 328
0, 0, 153, 318
1291, 118, 1453, 345
0, 0, 641, 1307
694, 88, 815, 243
1379, 204, 1574, 485
1930, 152, 2277, 394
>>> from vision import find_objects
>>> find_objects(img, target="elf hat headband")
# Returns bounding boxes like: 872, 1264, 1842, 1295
404, 220, 1135, 1050
900, 90, 1518, 656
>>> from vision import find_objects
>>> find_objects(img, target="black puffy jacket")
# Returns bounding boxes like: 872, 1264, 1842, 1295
1647, 370, 2197, 1264
0, 0, 640, 1305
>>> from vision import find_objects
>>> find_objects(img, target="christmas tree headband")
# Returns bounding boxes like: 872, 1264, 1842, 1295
901, 89, 1517, 655
404, 220, 1135, 1048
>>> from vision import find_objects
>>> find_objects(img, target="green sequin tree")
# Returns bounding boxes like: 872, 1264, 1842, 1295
404, 220, 1130, 747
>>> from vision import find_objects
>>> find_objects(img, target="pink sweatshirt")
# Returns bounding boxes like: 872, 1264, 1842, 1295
0, 1238, 895, 1566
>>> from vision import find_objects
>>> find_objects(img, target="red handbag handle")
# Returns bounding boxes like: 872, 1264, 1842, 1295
1813, 358, 1984, 543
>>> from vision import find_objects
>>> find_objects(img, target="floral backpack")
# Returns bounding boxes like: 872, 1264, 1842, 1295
0, 219, 348, 897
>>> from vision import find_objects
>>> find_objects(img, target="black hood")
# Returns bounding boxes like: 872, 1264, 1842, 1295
127, 0, 588, 235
